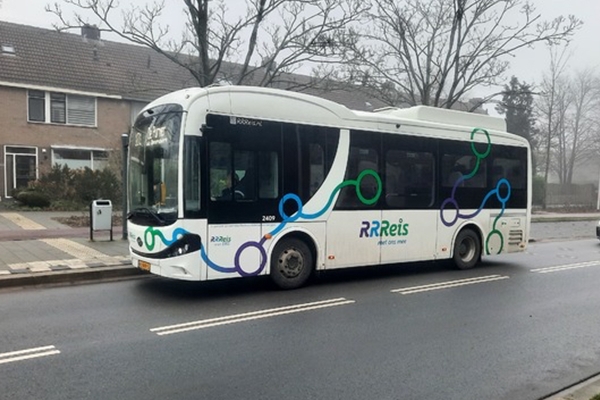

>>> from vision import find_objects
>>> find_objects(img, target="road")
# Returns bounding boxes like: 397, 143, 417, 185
1, 223, 600, 400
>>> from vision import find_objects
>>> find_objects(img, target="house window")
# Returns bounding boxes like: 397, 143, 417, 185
50, 93, 66, 123
52, 148, 109, 170
27, 90, 96, 127
28, 90, 45, 122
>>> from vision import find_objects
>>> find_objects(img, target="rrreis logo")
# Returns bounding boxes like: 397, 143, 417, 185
211, 236, 232, 246
359, 219, 409, 245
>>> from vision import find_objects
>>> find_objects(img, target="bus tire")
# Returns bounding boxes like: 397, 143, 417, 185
453, 229, 481, 270
270, 238, 313, 290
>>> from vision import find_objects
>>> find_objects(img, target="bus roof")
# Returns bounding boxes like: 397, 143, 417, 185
146, 85, 514, 141
371, 105, 506, 132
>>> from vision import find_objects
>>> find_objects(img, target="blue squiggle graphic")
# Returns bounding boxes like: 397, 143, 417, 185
143, 170, 382, 276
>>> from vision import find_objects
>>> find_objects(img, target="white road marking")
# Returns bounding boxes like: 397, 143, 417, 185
531, 261, 600, 274
0, 213, 46, 230
0, 345, 60, 365
391, 275, 510, 295
39, 239, 108, 259
151, 297, 356, 336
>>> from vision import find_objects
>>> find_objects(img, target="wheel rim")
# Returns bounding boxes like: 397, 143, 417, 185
458, 236, 476, 263
277, 247, 304, 279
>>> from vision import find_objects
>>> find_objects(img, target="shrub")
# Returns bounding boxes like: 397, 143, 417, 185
72, 167, 121, 205
34, 164, 75, 200
16, 190, 51, 208
26, 164, 122, 210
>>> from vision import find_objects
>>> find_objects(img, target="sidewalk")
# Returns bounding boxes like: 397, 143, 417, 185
0, 210, 141, 288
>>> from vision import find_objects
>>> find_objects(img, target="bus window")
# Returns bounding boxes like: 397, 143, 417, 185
337, 146, 379, 209
184, 136, 201, 214
258, 151, 279, 199
442, 154, 486, 188
234, 151, 256, 200
209, 142, 232, 201
493, 158, 525, 189
309, 143, 325, 196
385, 150, 434, 209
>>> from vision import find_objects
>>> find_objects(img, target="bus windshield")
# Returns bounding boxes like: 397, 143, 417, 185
128, 104, 183, 225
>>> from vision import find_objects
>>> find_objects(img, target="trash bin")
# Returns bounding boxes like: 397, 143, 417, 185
90, 199, 113, 241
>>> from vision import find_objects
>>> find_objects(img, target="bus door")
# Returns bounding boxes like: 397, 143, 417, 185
380, 136, 438, 264
205, 114, 282, 280
326, 131, 382, 269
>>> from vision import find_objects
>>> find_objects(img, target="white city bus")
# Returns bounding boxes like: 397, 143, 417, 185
126, 86, 531, 289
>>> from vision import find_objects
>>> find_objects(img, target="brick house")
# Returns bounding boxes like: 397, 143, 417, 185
0, 20, 388, 200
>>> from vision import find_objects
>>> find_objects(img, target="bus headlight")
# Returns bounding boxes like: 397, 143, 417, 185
166, 234, 201, 258
169, 243, 190, 257
131, 233, 201, 259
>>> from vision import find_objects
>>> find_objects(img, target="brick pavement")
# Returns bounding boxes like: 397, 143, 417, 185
0, 210, 138, 285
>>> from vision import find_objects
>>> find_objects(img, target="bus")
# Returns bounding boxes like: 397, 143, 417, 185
126, 85, 531, 289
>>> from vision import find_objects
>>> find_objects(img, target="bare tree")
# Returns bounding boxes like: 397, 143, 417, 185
536, 46, 570, 203
537, 50, 600, 190
47, 0, 367, 88
563, 70, 599, 184
342, 0, 581, 109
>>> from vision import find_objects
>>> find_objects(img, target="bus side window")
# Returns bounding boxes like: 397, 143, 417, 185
337, 146, 379, 209
257, 151, 279, 199
309, 143, 325, 196
385, 150, 407, 208
209, 142, 232, 201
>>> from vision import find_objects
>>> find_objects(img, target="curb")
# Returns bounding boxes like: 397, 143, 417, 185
0, 265, 146, 289
532, 216, 599, 223
544, 373, 600, 399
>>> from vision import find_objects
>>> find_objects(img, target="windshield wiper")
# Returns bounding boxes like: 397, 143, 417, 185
127, 207, 167, 225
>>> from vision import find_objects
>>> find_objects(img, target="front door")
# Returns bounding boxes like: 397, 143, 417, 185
4, 146, 38, 198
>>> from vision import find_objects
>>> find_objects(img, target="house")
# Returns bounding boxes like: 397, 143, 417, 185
0, 20, 199, 199
0, 20, 392, 200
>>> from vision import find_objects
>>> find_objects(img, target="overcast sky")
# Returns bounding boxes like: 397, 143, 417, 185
1, 0, 598, 95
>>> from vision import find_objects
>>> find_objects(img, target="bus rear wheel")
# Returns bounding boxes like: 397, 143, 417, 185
453, 229, 481, 270
270, 238, 313, 290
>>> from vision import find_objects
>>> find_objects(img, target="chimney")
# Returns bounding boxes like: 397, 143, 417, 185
82, 24, 101, 41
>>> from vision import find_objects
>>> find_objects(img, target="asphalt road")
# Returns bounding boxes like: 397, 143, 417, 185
1, 225, 600, 400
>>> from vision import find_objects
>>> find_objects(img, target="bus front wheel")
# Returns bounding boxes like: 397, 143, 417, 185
453, 229, 481, 270
270, 238, 313, 289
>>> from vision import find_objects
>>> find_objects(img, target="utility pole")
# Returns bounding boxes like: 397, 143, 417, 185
121, 133, 129, 240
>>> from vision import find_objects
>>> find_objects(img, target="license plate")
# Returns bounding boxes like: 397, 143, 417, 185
139, 260, 151, 271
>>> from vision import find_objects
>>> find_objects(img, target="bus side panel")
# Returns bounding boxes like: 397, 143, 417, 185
380, 210, 438, 264
325, 210, 382, 269
206, 224, 263, 280
487, 212, 528, 254
180, 219, 208, 279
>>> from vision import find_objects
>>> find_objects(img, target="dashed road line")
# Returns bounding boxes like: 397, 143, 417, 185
391, 275, 510, 295
531, 261, 600, 274
0, 345, 60, 365
0, 213, 46, 230
151, 297, 356, 336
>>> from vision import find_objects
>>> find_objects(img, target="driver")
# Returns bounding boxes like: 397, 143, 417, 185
218, 172, 242, 200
